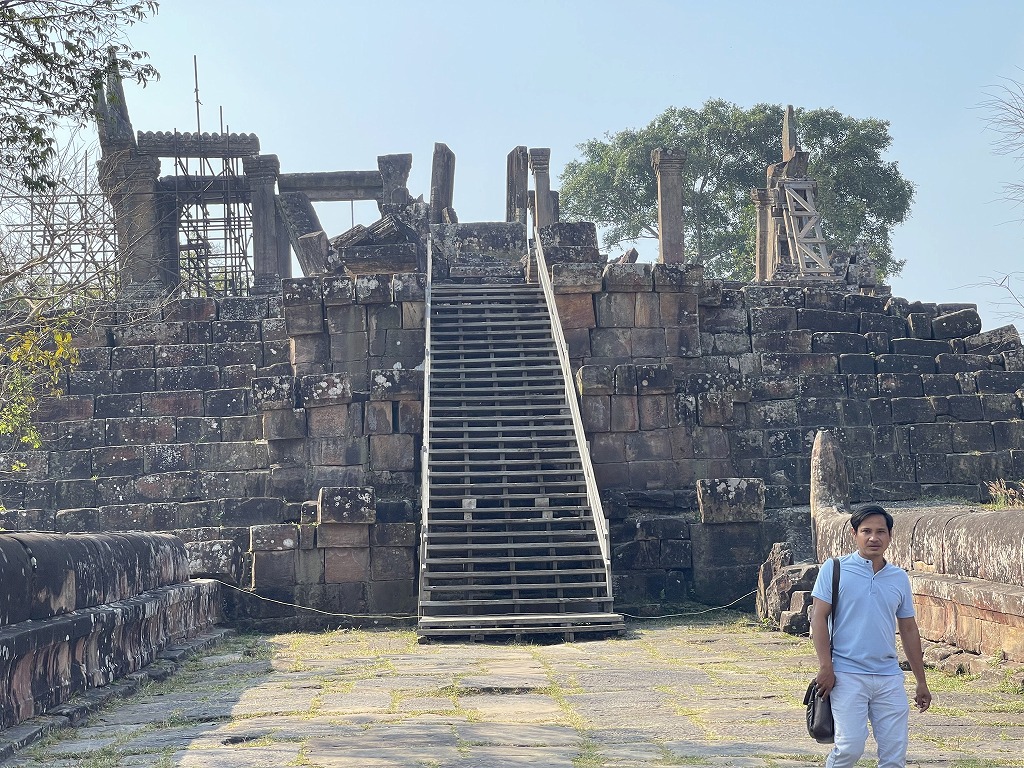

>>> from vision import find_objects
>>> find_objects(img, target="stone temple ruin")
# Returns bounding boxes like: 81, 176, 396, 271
2, 71, 1024, 728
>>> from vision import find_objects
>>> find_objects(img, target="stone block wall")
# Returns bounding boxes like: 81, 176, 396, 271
563, 277, 1023, 506
0, 295, 283, 533
0, 277, 424, 624
3, 258, 1022, 618
550, 269, 1024, 608
227, 487, 417, 629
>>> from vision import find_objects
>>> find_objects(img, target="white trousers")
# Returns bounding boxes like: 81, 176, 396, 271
825, 671, 909, 768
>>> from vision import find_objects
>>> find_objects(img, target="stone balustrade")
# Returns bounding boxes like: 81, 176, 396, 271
0, 531, 219, 728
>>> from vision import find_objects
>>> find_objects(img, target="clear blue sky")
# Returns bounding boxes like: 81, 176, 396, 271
124, 0, 1024, 329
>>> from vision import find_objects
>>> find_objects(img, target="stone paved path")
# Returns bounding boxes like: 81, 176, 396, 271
8, 611, 1024, 767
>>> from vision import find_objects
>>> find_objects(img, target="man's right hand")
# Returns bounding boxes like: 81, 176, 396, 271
814, 667, 836, 698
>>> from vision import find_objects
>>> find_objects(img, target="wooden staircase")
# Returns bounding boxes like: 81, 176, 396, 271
417, 282, 624, 641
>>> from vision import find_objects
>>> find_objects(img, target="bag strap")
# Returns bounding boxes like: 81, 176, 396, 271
829, 556, 840, 653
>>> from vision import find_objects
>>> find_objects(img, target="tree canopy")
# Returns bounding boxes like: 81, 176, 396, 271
0, 0, 158, 190
558, 100, 915, 281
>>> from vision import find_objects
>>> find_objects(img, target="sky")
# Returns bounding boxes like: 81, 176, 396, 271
121, 0, 1024, 330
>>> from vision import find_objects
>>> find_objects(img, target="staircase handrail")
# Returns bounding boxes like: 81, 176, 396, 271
532, 237, 613, 589
417, 247, 433, 613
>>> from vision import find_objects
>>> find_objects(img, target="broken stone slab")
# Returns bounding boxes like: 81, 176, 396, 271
185, 538, 242, 583
756, 541, 819, 631
378, 153, 413, 208
538, 222, 598, 248
281, 277, 322, 307
1004, 348, 1024, 371
369, 369, 423, 401
965, 324, 1021, 355
575, 364, 614, 396
276, 192, 326, 275
617, 247, 639, 264
299, 374, 354, 407
296, 231, 329, 276
326, 243, 418, 276
602, 263, 653, 292
322, 274, 356, 306
430, 222, 528, 260
448, 253, 525, 280
249, 524, 299, 552
653, 263, 703, 292
695, 478, 765, 524
429, 143, 456, 226
392, 272, 426, 302
548, 263, 603, 294
539, 244, 603, 265
252, 376, 296, 411
932, 308, 983, 340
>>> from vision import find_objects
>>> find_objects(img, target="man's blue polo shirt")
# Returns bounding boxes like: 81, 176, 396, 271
811, 552, 915, 676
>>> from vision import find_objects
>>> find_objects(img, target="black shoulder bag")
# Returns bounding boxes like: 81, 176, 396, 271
804, 557, 840, 744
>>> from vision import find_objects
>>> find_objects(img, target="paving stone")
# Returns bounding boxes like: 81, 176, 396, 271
9, 622, 1024, 768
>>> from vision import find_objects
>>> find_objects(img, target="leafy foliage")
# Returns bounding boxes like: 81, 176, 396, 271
1, 319, 78, 467
559, 100, 915, 281
0, 0, 159, 189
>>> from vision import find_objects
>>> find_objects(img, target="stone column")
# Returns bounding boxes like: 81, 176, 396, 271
429, 143, 456, 225
275, 205, 293, 280
506, 146, 528, 225
97, 152, 163, 294
528, 148, 553, 230
650, 149, 687, 265
378, 153, 413, 210
751, 188, 771, 282
243, 154, 283, 294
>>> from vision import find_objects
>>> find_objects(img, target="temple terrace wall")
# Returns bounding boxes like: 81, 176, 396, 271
1, 263, 1022, 617
0, 531, 219, 730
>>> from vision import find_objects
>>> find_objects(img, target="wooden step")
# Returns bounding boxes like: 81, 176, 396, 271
421, 557, 598, 569
417, 612, 626, 641
423, 566, 605, 580
420, 597, 613, 610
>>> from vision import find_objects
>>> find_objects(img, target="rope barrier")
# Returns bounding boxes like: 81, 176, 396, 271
214, 579, 758, 624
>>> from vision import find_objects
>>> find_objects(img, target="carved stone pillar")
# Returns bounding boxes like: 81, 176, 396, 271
528, 148, 553, 230
429, 143, 456, 225
651, 149, 687, 265
275, 205, 293, 280
751, 188, 771, 282
243, 154, 283, 293
506, 146, 529, 225
97, 152, 163, 293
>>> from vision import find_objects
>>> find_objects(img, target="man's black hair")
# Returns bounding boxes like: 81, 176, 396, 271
850, 504, 894, 533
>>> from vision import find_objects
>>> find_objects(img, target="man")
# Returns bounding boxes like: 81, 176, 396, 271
810, 504, 932, 768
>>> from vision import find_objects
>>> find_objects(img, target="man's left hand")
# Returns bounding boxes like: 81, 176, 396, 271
915, 682, 932, 712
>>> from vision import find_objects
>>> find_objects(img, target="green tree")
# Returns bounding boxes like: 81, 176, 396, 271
559, 100, 915, 281
0, 0, 158, 190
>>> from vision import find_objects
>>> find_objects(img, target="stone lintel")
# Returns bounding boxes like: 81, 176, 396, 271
157, 175, 251, 201
137, 130, 261, 158
278, 171, 384, 202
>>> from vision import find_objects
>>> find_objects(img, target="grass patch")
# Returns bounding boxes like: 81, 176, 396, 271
572, 737, 605, 767
925, 670, 982, 693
